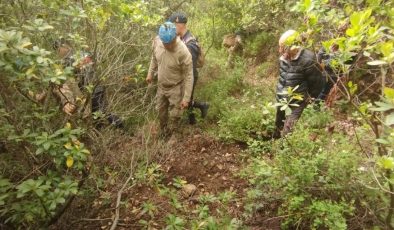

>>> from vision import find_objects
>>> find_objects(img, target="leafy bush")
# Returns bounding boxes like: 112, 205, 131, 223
244, 32, 275, 57
0, 25, 91, 227
291, 1, 394, 228
241, 110, 376, 229
0, 0, 160, 227
195, 55, 245, 120
301, 105, 334, 129
218, 102, 275, 142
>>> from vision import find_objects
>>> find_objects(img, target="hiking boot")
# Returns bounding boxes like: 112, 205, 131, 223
272, 129, 281, 139
199, 102, 209, 119
188, 113, 197, 125
193, 101, 209, 119
108, 114, 124, 129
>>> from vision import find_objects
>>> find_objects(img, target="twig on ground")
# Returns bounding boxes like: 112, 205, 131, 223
109, 154, 135, 230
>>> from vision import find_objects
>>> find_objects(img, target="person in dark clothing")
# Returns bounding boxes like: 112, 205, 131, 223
274, 30, 325, 138
52, 38, 123, 128
169, 12, 209, 125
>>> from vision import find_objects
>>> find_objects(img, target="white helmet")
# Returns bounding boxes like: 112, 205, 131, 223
279, 30, 298, 46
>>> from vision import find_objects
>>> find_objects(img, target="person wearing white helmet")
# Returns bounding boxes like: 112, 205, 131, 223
274, 29, 325, 138
146, 22, 193, 139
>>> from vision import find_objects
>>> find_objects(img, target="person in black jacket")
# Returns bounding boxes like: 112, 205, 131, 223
274, 30, 325, 138
169, 12, 209, 125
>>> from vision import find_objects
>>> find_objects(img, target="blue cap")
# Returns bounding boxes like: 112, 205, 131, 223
159, 22, 177, 44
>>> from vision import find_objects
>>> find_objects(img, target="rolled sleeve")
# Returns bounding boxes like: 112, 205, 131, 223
182, 53, 193, 102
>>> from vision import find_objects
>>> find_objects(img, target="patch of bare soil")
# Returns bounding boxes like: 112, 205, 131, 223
52, 130, 265, 229
164, 134, 245, 193
125, 133, 249, 229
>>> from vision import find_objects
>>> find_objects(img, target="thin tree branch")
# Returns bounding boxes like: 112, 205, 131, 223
110, 154, 135, 230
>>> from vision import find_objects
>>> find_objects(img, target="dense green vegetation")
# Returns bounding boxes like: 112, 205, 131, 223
0, 0, 393, 229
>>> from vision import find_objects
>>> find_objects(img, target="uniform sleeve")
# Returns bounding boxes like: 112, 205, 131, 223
53, 79, 78, 106
148, 38, 158, 78
234, 34, 242, 49
182, 52, 194, 102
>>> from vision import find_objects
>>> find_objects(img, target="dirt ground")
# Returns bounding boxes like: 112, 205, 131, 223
52, 128, 282, 229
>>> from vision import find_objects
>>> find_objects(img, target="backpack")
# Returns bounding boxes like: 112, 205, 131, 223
184, 36, 205, 68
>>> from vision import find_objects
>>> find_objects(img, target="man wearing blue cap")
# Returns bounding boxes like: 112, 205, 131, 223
146, 22, 193, 138
169, 12, 209, 125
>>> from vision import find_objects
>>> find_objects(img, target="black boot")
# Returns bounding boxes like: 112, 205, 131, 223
193, 101, 209, 119
188, 112, 197, 125
108, 114, 124, 129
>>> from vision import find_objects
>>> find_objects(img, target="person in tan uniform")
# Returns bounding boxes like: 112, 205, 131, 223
35, 39, 123, 128
223, 31, 243, 69
146, 22, 193, 138
34, 40, 83, 115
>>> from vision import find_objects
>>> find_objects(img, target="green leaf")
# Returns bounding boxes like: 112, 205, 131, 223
363, 9, 373, 21
284, 31, 300, 46
36, 56, 44, 64
348, 81, 358, 95
36, 147, 44, 155
0, 45, 8, 53
380, 42, 393, 57
346, 28, 356, 37
56, 197, 66, 204
285, 107, 292, 116
304, 0, 312, 11
350, 11, 362, 26
370, 101, 394, 111
0, 194, 10, 205
383, 87, 394, 100
374, 101, 394, 111
43, 142, 51, 150
370, 107, 392, 112
385, 113, 394, 126
367, 60, 387, 66
280, 105, 288, 111
16, 179, 36, 195
0, 178, 11, 187
378, 157, 394, 170
35, 189, 44, 197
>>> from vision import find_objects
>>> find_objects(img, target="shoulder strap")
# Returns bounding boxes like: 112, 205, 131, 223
184, 36, 196, 45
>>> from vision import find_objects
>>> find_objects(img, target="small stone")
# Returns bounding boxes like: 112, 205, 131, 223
201, 147, 206, 153
189, 197, 199, 204
182, 184, 197, 197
